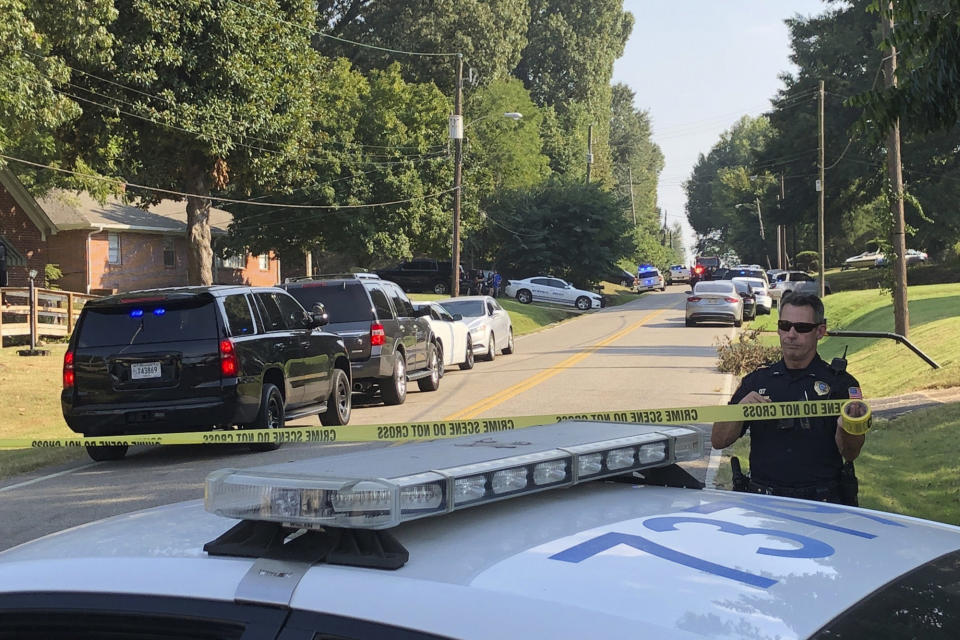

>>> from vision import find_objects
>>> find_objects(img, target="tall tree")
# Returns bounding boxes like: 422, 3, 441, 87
315, 0, 530, 93
55, 0, 329, 285
0, 0, 115, 191
485, 180, 633, 286
609, 83, 664, 225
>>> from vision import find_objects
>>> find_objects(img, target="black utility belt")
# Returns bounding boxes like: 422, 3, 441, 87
748, 480, 841, 501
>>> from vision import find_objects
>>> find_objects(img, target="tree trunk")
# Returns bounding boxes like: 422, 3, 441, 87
185, 161, 214, 286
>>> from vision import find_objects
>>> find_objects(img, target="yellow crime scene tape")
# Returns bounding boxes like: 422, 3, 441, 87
0, 399, 867, 450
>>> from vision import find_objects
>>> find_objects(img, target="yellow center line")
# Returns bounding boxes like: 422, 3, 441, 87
444, 308, 667, 420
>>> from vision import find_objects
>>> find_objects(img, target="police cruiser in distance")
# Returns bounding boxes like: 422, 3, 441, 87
1, 422, 958, 638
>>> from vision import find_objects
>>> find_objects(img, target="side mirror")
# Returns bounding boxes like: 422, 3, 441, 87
451, 313, 463, 321
309, 303, 329, 327
685, 290, 693, 295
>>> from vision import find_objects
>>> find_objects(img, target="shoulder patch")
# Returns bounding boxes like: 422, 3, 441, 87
848, 386, 863, 399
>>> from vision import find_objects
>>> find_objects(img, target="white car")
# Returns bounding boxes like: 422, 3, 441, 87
635, 266, 666, 292
414, 302, 474, 372
504, 276, 602, 310
3, 422, 959, 639
438, 295, 514, 361
667, 264, 691, 283
842, 249, 884, 270
732, 276, 772, 314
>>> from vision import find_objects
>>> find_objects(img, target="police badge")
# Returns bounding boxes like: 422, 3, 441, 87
814, 381, 831, 396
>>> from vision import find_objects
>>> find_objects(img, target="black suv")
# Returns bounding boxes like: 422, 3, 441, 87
282, 274, 441, 405
61, 286, 352, 461
375, 259, 463, 295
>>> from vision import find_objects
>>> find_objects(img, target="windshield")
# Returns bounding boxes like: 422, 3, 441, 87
439, 300, 485, 318
285, 283, 373, 323
78, 299, 218, 347
694, 282, 734, 295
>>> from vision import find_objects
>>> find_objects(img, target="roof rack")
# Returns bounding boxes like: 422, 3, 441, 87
284, 272, 380, 283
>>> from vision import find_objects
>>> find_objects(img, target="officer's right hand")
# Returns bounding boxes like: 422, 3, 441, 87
738, 391, 771, 404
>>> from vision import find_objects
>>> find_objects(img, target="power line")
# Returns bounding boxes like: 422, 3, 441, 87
227, 0, 459, 58
18, 51, 447, 153
0, 154, 456, 209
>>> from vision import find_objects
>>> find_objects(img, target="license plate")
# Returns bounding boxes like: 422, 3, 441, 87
131, 362, 162, 380
707, 299, 719, 304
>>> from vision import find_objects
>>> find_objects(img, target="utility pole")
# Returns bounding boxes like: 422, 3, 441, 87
882, 1, 909, 337
451, 54, 464, 297
627, 165, 636, 225
586, 124, 594, 184
817, 79, 825, 297
779, 173, 786, 269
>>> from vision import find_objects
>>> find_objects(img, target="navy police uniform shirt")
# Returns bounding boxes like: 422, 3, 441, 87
730, 355, 861, 488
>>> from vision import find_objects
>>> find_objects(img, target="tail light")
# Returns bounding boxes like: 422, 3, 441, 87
370, 323, 385, 346
63, 350, 75, 389
724, 297, 739, 303
687, 296, 701, 302
220, 339, 238, 377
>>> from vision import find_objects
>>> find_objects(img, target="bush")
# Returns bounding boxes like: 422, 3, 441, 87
716, 329, 781, 375
795, 251, 819, 272
44, 264, 62, 290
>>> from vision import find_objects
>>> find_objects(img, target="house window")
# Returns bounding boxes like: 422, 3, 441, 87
107, 233, 121, 264
258, 254, 270, 271
219, 253, 246, 270
163, 238, 176, 268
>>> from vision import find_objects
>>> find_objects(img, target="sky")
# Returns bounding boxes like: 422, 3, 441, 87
612, 0, 827, 262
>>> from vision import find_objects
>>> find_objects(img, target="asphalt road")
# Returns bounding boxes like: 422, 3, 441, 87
0, 285, 738, 551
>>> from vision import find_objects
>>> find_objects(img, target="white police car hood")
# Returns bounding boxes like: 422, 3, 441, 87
2, 485, 959, 639
388, 484, 960, 639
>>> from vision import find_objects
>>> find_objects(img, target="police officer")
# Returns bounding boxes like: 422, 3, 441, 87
712, 293, 867, 504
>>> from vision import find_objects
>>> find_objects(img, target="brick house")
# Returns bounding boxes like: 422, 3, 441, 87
0, 167, 279, 293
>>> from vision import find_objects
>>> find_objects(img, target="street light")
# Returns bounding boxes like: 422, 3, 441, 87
449, 111, 523, 296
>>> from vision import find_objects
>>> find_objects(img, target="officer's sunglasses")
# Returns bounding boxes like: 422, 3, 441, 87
777, 320, 824, 333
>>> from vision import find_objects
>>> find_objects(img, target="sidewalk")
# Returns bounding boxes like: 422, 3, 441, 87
870, 387, 960, 420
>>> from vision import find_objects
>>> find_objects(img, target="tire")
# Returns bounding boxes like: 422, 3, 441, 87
502, 329, 515, 355
433, 281, 449, 295
685, 319, 695, 327
436, 342, 445, 378
85, 443, 128, 461
249, 383, 284, 452
575, 296, 591, 311
516, 289, 532, 304
484, 334, 496, 362
381, 353, 407, 405
734, 319, 743, 328
418, 343, 441, 392
459, 336, 475, 370
320, 369, 351, 426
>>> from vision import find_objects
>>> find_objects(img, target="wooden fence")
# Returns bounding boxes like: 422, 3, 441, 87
0, 287, 100, 340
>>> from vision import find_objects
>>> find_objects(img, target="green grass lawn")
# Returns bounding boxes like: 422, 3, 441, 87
713, 403, 960, 525
748, 283, 960, 396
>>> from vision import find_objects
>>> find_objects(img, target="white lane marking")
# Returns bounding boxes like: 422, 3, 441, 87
0, 463, 97, 493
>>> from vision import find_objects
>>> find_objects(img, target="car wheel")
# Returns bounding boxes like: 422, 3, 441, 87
248, 383, 284, 452
575, 296, 591, 311
433, 281, 449, 295
516, 289, 532, 304
484, 334, 496, 361
502, 329, 515, 355
85, 443, 128, 461
320, 369, 351, 426
435, 342, 445, 378
734, 319, 743, 328
685, 319, 695, 327
418, 343, 441, 392
459, 337, 475, 370
381, 354, 407, 405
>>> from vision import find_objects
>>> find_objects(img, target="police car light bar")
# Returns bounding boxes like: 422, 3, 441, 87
204, 421, 704, 530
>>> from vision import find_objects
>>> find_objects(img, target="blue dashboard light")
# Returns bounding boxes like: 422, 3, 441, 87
153, 307, 166, 316
130, 309, 144, 318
